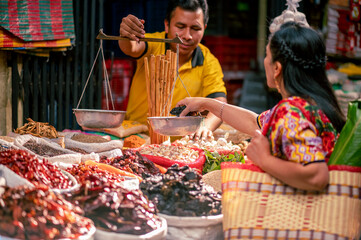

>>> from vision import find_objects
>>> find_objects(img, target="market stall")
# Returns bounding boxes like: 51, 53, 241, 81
0, 115, 249, 239
1, 1, 361, 239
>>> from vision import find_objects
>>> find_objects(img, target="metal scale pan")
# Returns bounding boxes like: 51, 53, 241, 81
73, 32, 126, 129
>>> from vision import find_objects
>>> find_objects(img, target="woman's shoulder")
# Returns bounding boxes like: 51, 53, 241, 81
275, 96, 332, 126
276, 96, 310, 109
272, 96, 316, 121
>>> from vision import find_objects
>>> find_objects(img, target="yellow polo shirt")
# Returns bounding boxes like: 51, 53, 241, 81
126, 31, 226, 124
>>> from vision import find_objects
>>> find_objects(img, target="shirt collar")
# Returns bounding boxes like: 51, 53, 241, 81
165, 34, 204, 68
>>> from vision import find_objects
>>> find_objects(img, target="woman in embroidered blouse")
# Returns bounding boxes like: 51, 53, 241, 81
176, 21, 346, 191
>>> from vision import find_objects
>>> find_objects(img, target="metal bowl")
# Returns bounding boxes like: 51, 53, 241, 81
148, 116, 203, 136
73, 109, 126, 128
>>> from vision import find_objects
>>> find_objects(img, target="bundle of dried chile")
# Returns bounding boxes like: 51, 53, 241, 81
0, 185, 94, 239
99, 150, 160, 178
64, 177, 162, 235
0, 149, 73, 189
140, 164, 222, 216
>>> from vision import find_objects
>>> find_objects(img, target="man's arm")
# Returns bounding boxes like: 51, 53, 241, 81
118, 14, 147, 58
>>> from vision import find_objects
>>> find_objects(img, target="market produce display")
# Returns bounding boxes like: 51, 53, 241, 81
137, 144, 206, 173
1, 115, 246, 239
123, 134, 146, 148
66, 163, 128, 186
0, 150, 74, 189
64, 174, 162, 235
70, 133, 109, 143
0, 184, 95, 239
203, 150, 245, 174
140, 164, 222, 217
84, 160, 143, 182
174, 135, 248, 154
139, 144, 200, 163
14, 118, 59, 139
99, 149, 160, 177
23, 139, 70, 157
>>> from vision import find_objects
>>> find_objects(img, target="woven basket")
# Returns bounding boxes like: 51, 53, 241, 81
221, 162, 361, 240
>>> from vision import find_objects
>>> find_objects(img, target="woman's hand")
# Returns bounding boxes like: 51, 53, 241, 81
119, 14, 145, 41
245, 130, 272, 168
176, 97, 207, 117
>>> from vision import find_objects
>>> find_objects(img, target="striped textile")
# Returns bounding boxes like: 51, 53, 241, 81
0, 0, 75, 41
0, 27, 71, 49
221, 162, 361, 240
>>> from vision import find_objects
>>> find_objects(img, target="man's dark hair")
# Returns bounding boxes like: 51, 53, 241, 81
165, 0, 209, 25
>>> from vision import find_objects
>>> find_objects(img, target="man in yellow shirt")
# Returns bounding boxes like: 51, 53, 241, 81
118, 0, 227, 140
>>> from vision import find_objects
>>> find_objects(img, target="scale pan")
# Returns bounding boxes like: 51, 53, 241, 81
73, 109, 126, 128
148, 116, 203, 136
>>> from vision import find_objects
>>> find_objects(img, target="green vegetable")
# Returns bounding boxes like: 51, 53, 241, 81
202, 150, 245, 174
328, 100, 361, 167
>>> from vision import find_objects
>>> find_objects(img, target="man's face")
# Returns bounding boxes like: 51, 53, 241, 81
165, 7, 206, 58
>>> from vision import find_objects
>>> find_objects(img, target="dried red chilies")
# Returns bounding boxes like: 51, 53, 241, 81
0, 185, 94, 239
0, 149, 72, 189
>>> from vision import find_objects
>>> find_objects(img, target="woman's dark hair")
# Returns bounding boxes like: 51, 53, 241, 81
269, 21, 345, 132
165, 0, 209, 25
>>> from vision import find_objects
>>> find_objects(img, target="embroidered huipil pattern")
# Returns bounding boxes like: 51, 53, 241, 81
258, 96, 338, 165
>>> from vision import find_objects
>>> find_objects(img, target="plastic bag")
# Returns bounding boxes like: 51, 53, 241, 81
328, 100, 361, 167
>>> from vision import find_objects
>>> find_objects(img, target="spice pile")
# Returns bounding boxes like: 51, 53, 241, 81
123, 135, 146, 148
140, 164, 222, 216
0, 149, 73, 189
139, 144, 200, 163
71, 133, 109, 143
99, 150, 160, 177
64, 176, 162, 235
23, 140, 69, 157
66, 163, 127, 187
14, 118, 59, 139
175, 135, 249, 154
0, 185, 94, 239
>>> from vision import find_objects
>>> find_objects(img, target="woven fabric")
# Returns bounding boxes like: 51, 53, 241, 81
0, 27, 71, 49
221, 162, 361, 240
0, 0, 75, 41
